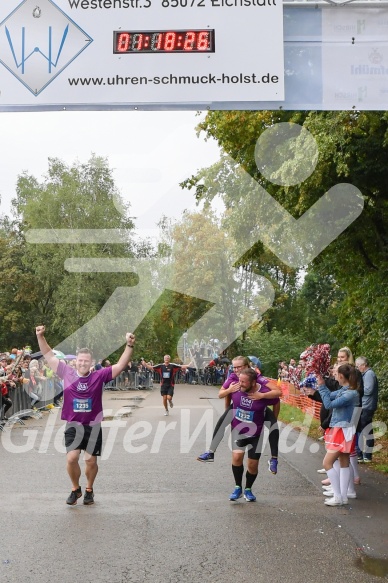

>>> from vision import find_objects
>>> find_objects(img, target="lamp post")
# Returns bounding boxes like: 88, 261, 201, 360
183, 332, 188, 363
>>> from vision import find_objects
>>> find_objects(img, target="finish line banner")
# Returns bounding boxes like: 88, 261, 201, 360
0, 0, 284, 107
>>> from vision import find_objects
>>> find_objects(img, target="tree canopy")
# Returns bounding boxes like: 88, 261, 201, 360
1, 114, 387, 421
182, 110, 388, 419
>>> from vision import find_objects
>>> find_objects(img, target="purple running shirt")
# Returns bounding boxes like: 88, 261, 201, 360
56, 361, 113, 425
230, 387, 279, 437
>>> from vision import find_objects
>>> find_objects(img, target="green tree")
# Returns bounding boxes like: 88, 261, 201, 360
1, 156, 140, 353
181, 110, 388, 416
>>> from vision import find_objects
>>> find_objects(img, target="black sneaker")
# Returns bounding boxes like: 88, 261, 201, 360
66, 487, 82, 505
83, 489, 94, 505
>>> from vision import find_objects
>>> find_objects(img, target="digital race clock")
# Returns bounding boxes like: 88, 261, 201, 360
113, 30, 215, 54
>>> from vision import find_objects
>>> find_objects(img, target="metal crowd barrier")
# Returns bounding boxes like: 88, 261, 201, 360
106, 370, 154, 391
152, 368, 225, 386
7, 378, 56, 416
0, 378, 57, 430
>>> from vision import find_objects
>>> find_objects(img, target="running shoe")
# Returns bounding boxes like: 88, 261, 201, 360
268, 458, 278, 474
197, 451, 215, 462
324, 496, 344, 506
164, 410, 169, 416
229, 486, 242, 501
66, 487, 82, 505
357, 456, 364, 462
169, 400, 174, 409
323, 489, 335, 496
83, 489, 94, 505
244, 488, 257, 502
317, 468, 326, 474
363, 457, 372, 463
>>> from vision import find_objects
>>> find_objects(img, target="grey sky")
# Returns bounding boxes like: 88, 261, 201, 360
0, 110, 220, 232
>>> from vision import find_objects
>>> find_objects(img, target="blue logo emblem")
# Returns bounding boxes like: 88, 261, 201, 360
0, 0, 93, 96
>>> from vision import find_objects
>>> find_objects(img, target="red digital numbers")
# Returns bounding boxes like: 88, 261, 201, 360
197, 31, 210, 51
116, 32, 130, 52
183, 31, 196, 51
114, 30, 214, 54
164, 32, 176, 51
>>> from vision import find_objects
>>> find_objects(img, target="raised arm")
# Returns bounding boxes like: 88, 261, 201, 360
141, 359, 154, 371
111, 333, 135, 379
35, 325, 59, 374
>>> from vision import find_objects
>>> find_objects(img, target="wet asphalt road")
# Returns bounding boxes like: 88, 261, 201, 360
1, 384, 387, 583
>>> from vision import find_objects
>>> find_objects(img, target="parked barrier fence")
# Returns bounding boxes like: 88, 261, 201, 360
279, 381, 322, 421
106, 370, 153, 390
1, 378, 56, 418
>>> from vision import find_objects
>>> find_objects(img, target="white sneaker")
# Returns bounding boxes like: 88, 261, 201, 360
322, 485, 333, 491
164, 410, 169, 416
346, 492, 357, 499
317, 468, 326, 474
323, 489, 334, 496
169, 400, 174, 409
324, 496, 343, 506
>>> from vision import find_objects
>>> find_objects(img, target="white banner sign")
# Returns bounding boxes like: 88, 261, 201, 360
0, 0, 284, 106
323, 8, 388, 42
322, 8, 388, 108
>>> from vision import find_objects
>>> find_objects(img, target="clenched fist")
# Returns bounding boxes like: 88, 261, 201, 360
126, 333, 135, 347
36, 325, 46, 337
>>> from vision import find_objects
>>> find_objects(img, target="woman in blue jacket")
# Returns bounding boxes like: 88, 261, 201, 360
316, 364, 360, 507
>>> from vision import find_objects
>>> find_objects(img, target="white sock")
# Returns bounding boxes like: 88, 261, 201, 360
347, 462, 357, 495
333, 459, 340, 474
350, 454, 360, 481
340, 467, 351, 501
327, 468, 341, 499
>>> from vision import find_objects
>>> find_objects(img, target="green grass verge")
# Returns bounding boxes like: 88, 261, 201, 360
278, 402, 322, 441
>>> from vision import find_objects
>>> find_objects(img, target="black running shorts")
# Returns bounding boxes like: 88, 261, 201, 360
160, 386, 174, 397
64, 423, 102, 456
232, 429, 264, 460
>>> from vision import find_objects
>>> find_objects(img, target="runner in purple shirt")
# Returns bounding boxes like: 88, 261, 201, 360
219, 368, 281, 502
35, 325, 136, 506
197, 355, 281, 473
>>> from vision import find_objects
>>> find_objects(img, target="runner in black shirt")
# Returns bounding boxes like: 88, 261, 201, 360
142, 355, 187, 415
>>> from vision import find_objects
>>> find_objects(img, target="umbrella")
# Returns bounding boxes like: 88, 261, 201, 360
29, 349, 66, 360
219, 357, 231, 364
65, 354, 77, 360
248, 356, 262, 368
